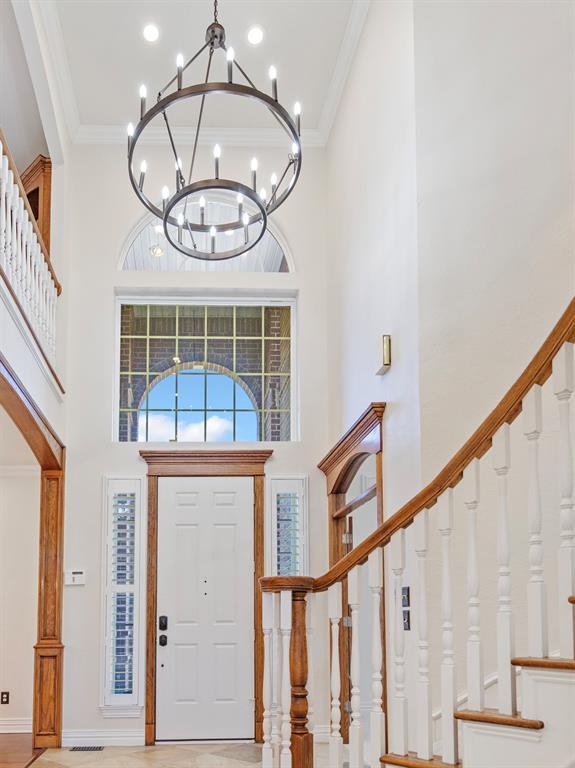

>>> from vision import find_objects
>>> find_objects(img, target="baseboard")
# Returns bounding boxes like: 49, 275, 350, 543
61, 730, 145, 747
312, 724, 330, 743
0, 717, 33, 733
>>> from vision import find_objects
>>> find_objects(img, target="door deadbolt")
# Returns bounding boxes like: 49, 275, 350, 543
159, 634, 168, 647
159, 615, 168, 631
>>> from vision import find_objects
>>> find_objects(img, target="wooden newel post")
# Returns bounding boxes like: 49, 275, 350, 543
290, 589, 313, 768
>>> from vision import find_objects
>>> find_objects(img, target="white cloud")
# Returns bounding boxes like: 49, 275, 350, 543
139, 412, 233, 442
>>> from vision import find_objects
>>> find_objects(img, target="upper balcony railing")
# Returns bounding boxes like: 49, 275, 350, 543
0, 130, 61, 382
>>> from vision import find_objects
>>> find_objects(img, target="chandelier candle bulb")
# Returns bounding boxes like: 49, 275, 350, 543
138, 160, 147, 190
213, 144, 221, 178
268, 65, 278, 100
139, 85, 147, 118
161, 185, 169, 212
270, 173, 277, 199
176, 53, 184, 89
126, 122, 134, 150
226, 47, 235, 83
291, 141, 299, 157
210, 225, 216, 253
294, 101, 301, 134
260, 187, 267, 203
237, 193, 243, 220
242, 212, 250, 243
199, 195, 206, 225
177, 213, 184, 244
251, 157, 258, 191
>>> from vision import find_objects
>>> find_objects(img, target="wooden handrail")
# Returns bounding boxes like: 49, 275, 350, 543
0, 128, 61, 295
261, 297, 575, 593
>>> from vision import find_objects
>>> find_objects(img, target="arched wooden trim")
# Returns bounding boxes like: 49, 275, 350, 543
140, 449, 272, 745
0, 351, 65, 748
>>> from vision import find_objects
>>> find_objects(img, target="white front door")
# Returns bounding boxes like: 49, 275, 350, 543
156, 476, 254, 741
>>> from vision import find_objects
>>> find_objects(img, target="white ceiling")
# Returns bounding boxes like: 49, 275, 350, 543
0, 405, 38, 467
42, 0, 369, 146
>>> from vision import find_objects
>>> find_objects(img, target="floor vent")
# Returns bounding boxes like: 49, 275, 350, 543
70, 746, 104, 752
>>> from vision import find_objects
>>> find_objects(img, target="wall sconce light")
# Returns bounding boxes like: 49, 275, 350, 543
376, 334, 392, 376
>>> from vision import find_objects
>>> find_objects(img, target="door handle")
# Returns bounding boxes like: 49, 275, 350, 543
159, 634, 168, 647
159, 615, 168, 631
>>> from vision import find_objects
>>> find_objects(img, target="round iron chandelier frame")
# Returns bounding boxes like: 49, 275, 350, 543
126, 7, 302, 261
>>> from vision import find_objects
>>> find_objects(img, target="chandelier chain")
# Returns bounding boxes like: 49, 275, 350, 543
214, 0, 218, 23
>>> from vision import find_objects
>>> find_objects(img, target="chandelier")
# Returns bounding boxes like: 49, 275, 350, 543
127, 0, 302, 261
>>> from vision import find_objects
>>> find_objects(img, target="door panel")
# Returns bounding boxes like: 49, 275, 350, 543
156, 476, 254, 741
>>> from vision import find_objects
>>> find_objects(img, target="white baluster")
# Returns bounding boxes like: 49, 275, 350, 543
280, 590, 292, 768
305, 596, 314, 738
492, 425, 517, 715
328, 581, 343, 768
271, 592, 282, 766
368, 547, 385, 768
263, 592, 274, 768
15, 198, 24, 300
8, 177, 17, 282
415, 510, 432, 758
348, 565, 363, 768
553, 343, 575, 657
464, 458, 484, 710
391, 529, 408, 755
0, 155, 8, 269
437, 490, 458, 765
523, 385, 548, 657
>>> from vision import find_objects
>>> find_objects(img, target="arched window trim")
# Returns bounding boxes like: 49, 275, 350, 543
117, 210, 296, 273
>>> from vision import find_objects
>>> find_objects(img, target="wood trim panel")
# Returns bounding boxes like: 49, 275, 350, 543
454, 708, 544, 730
140, 449, 273, 477
21, 154, 52, 252
332, 484, 377, 520
318, 403, 385, 494
262, 298, 575, 594
0, 268, 65, 394
0, 130, 60, 293
143, 450, 272, 745
381, 752, 461, 767
511, 657, 575, 671
0, 351, 64, 466
33, 644, 63, 748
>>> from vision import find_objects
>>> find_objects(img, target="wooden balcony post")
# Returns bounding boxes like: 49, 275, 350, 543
290, 588, 313, 768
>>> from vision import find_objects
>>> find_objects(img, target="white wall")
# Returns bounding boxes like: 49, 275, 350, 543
60, 141, 331, 738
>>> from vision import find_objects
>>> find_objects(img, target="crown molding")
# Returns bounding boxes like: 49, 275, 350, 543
316, 0, 370, 144
73, 123, 325, 148
27, 0, 369, 149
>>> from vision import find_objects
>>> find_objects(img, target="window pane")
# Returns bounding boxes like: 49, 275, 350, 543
236, 306, 262, 337
120, 337, 147, 372
146, 411, 176, 442
238, 375, 263, 408
207, 306, 233, 336
111, 592, 134, 695
178, 373, 205, 410
206, 339, 233, 370
236, 382, 255, 410
179, 305, 205, 336
235, 411, 260, 441
121, 304, 147, 336
265, 375, 291, 410
236, 339, 262, 373
265, 339, 290, 373
276, 491, 300, 576
265, 307, 290, 337
179, 338, 205, 365
207, 374, 234, 410
263, 410, 290, 441
148, 374, 176, 410
177, 411, 206, 441
149, 305, 176, 336
119, 411, 138, 442
206, 412, 234, 442
120, 375, 147, 409
149, 338, 177, 373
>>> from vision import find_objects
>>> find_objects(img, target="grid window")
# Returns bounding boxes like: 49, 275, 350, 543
118, 304, 293, 442
103, 480, 141, 710
270, 477, 308, 577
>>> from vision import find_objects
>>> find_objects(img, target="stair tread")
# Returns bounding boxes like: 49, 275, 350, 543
380, 753, 460, 767
454, 707, 543, 730
511, 656, 575, 670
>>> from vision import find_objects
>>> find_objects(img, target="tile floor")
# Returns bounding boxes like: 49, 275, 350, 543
33, 743, 331, 768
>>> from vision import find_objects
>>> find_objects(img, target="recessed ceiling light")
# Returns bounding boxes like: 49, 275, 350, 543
143, 24, 159, 43
247, 25, 264, 45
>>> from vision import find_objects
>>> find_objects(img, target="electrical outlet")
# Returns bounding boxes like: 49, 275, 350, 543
1, 692, 9, 704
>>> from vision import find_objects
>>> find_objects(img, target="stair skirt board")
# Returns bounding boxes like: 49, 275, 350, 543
61, 731, 145, 747
0, 718, 33, 733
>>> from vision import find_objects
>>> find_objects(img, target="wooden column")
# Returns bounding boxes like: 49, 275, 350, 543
33, 469, 64, 748
290, 589, 313, 768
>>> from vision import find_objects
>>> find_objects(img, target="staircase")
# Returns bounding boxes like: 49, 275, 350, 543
260, 299, 575, 768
